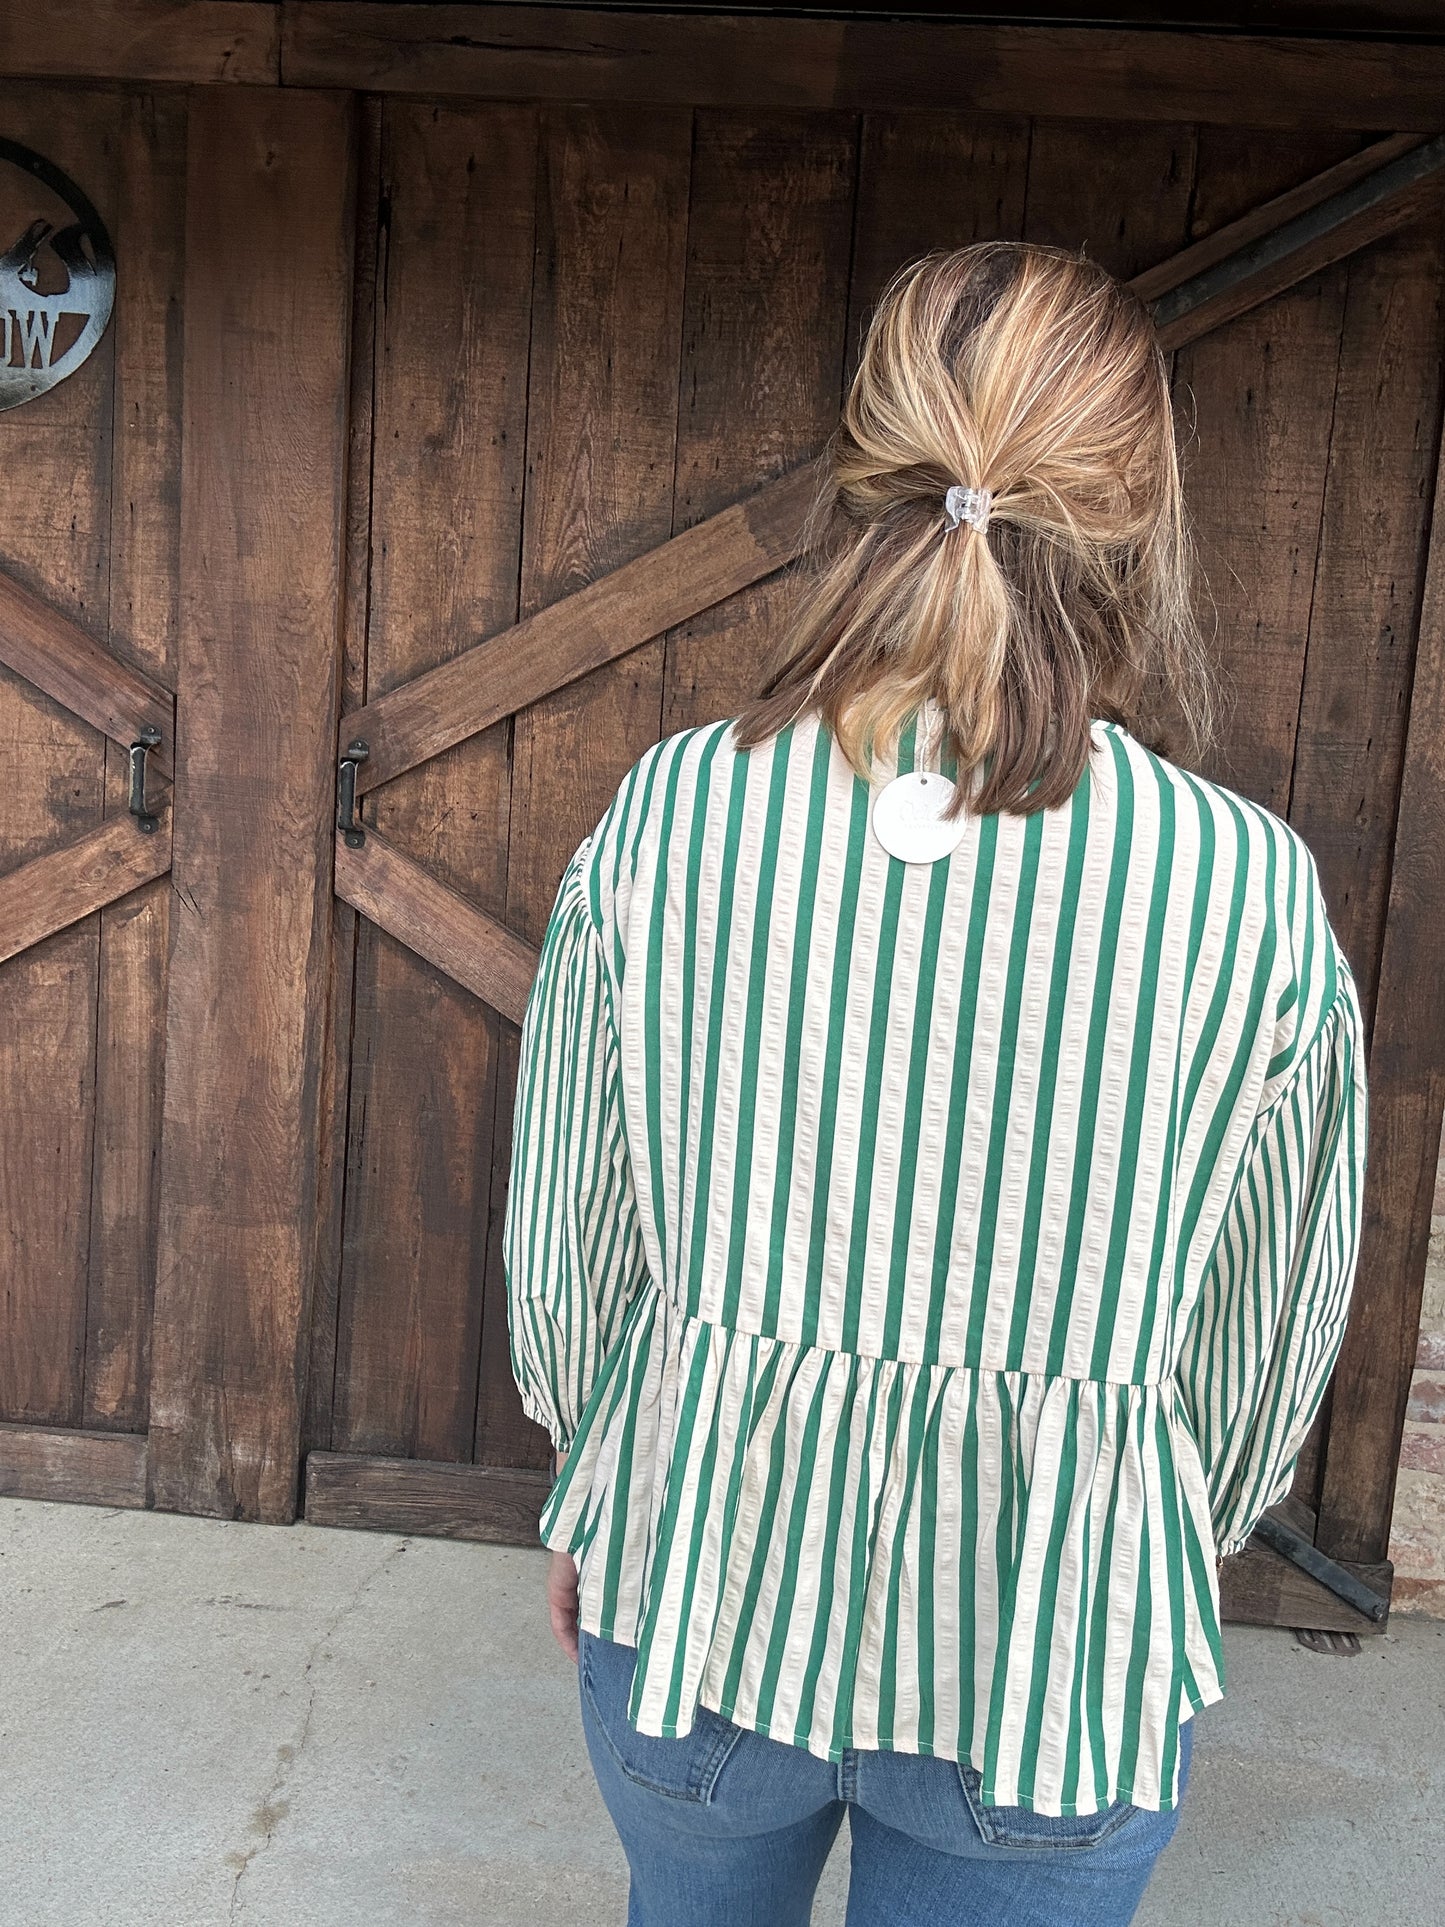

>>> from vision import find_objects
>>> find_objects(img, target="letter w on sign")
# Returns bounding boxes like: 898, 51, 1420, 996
14, 306, 59, 368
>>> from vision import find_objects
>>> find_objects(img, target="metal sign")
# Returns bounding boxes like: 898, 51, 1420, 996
0, 139, 115, 411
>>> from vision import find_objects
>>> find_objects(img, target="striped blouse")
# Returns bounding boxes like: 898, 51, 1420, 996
503, 696, 1368, 1816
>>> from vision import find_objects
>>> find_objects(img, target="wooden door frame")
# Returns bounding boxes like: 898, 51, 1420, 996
0, 40, 1441, 1626
143, 85, 358, 1524
3, 3, 1445, 130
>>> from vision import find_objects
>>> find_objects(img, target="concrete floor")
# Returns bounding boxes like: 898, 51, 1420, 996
1, 1496, 1440, 1927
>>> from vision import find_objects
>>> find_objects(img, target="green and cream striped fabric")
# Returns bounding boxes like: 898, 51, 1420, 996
503, 697, 1368, 1816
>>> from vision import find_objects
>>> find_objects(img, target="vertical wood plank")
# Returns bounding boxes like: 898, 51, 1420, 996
1022, 117, 1196, 282
845, 112, 1030, 392
304, 95, 383, 1457
0, 86, 120, 1427
505, 104, 692, 942
148, 86, 355, 1521
475, 102, 691, 1469
662, 112, 857, 735
1167, 130, 1361, 812
85, 88, 188, 1433
329, 101, 536, 1466
1317, 383, 1445, 1567
1286, 220, 1445, 1037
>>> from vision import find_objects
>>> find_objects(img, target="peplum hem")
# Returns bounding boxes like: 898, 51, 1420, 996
540, 1280, 1226, 1815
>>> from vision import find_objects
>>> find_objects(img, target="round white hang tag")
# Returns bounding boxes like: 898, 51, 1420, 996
870, 769, 970, 863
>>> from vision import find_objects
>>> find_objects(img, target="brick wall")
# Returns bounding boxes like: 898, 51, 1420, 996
1387, 1117, 1445, 1614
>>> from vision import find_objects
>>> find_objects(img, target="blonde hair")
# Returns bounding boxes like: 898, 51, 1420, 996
731, 241, 1215, 816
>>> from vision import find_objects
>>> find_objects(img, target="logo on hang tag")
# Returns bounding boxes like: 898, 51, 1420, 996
870, 769, 971, 863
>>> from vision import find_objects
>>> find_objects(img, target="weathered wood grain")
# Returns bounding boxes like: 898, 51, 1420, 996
1153, 140, 1445, 349
662, 114, 856, 735
281, 6, 1445, 130
342, 463, 819, 796
0, 569, 174, 779
1131, 132, 1427, 302
147, 87, 354, 1522
85, 89, 188, 1435
1316, 352, 1445, 1567
845, 112, 1029, 394
1219, 1499, 1392, 1631
0, 1421, 148, 1507
334, 827, 538, 1027
0, 815, 171, 965
303, 1450, 550, 1547
0, 0, 277, 83
1025, 116, 1197, 282
502, 104, 692, 954
1287, 220, 1444, 1037
1172, 130, 1361, 814
329, 101, 536, 1469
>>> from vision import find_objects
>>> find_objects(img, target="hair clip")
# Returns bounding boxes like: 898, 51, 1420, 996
944, 483, 992, 533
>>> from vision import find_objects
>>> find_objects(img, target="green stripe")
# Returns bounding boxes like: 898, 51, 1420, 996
967, 811, 1046, 1358
1046, 734, 1136, 1374
722, 726, 796, 1323
799, 773, 872, 1351
1007, 776, 1092, 1356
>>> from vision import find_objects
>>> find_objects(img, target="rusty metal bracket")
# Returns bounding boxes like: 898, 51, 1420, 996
1254, 1511, 1389, 1623
1151, 132, 1445, 338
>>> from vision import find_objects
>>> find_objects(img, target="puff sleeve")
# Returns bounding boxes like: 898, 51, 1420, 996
502, 836, 651, 1453
1177, 950, 1369, 1559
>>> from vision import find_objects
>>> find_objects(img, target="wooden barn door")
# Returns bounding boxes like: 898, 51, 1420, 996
298, 99, 1445, 1640
300, 103, 848, 1539
0, 84, 178, 1509
0, 83, 357, 1522
4, 69, 1443, 1637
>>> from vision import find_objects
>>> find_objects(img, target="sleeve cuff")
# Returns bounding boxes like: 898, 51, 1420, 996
515, 1381, 574, 1456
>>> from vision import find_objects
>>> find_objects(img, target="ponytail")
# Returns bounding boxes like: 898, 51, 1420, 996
731, 241, 1215, 817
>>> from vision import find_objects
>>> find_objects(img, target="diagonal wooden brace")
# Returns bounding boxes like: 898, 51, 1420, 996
0, 568, 175, 778
334, 825, 540, 1024
0, 813, 173, 965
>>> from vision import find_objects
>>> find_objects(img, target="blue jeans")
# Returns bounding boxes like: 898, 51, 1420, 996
577, 1627, 1192, 1926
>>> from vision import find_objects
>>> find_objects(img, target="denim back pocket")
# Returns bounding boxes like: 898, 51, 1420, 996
579, 1628, 745, 1804
956, 1761, 1141, 1849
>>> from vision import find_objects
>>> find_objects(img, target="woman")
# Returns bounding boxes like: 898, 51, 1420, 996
503, 241, 1368, 1927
